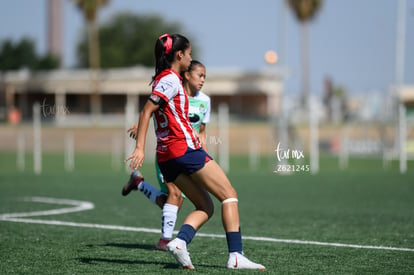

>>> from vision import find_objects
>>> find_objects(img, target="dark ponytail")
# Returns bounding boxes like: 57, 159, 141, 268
152, 33, 190, 83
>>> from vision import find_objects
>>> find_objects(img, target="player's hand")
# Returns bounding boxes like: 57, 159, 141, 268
127, 123, 138, 140
125, 147, 145, 170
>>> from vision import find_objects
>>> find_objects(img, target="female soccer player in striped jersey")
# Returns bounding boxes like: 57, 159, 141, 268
125, 33, 265, 270
122, 60, 210, 251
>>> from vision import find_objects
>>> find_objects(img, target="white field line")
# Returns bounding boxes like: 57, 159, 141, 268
1, 197, 413, 253
0, 197, 94, 219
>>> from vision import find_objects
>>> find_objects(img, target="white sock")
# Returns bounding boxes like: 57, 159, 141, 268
137, 180, 164, 205
161, 203, 179, 240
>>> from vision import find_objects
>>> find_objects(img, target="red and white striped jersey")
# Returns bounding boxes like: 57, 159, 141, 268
151, 69, 200, 162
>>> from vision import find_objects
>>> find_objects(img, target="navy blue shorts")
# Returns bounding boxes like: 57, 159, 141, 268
158, 148, 213, 182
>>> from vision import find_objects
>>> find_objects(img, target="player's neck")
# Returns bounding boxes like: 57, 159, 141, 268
184, 83, 196, 98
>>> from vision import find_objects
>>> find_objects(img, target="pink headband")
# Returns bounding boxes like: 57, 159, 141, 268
159, 33, 172, 54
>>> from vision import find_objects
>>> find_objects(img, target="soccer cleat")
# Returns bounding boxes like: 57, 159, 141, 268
155, 238, 170, 251
166, 238, 194, 270
227, 252, 266, 270
121, 170, 144, 196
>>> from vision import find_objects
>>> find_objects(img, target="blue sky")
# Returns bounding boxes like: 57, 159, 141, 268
0, 0, 413, 96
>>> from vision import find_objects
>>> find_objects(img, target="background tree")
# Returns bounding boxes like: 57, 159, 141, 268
35, 53, 60, 70
287, 0, 322, 174
74, 0, 108, 69
74, 0, 108, 124
76, 12, 191, 68
287, 0, 322, 107
0, 38, 59, 72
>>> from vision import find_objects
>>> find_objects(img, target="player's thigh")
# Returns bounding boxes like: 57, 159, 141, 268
174, 173, 213, 215
190, 160, 237, 202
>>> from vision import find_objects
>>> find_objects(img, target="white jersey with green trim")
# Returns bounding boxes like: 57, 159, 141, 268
188, 91, 211, 133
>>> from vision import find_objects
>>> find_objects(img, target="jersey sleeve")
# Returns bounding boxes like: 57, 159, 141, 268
202, 95, 211, 124
153, 75, 179, 103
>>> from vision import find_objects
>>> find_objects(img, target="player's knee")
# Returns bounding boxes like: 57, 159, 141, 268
205, 202, 214, 219
175, 195, 184, 207
168, 190, 183, 204
198, 199, 214, 219
169, 188, 181, 198
224, 186, 238, 200
167, 183, 181, 196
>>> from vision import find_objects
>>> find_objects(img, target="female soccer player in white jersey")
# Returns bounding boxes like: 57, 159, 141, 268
122, 60, 210, 251
125, 33, 265, 270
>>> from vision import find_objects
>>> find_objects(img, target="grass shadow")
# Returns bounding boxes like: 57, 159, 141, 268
101, 242, 156, 250
77, 257, 176, 268
79, 242, 224, 269
78, 257, 222, 270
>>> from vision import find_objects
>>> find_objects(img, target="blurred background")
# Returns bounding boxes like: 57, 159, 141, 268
0, 0, 413, 174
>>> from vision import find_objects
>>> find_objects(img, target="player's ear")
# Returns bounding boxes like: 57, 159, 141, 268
184, 71, 190, 80
176, 50, 184, 60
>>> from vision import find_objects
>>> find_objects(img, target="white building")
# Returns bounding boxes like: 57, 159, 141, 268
0, 67, 285, 125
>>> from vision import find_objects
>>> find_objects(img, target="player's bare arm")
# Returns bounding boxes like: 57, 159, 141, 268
125, 100, 159, 169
